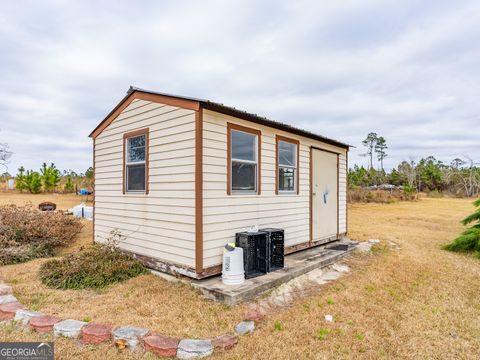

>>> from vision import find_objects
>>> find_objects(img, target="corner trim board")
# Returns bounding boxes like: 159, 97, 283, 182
195, 109, 204, 273
309, 146, 313, 244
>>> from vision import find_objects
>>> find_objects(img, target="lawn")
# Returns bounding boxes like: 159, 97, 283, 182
1, 194, 480, 359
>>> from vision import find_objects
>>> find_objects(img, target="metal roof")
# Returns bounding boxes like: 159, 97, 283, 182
93, 86, 350, 150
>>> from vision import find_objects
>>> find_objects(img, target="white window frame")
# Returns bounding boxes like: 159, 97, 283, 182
230, 129, 259, 194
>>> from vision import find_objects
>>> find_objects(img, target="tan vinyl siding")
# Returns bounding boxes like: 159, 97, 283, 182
94, 99, 196, 268
202, 109, 347, 268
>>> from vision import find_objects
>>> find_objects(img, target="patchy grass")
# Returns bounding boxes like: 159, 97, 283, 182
1, 194, 480, 359
217, 197, 480, 359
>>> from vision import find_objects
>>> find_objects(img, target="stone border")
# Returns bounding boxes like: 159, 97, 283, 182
0, 285, 265, 359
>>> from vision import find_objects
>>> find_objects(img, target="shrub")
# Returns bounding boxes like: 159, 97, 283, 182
39, 232, 148, 289
64, 176, 75, 193
40, 163, 61, 192
348, 187, 401, 203
444, 198, 480, 256
0, 204, 82, 265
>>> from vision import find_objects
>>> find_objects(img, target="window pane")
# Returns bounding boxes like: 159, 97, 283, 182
127, 135, 146, 162
279, 167, 295, 191
232, 130, 256, 161
278, 140, 296, 167
127, 164, 146, 191
232, 161, 256, 191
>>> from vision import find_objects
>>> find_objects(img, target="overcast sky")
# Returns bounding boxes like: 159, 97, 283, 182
0, 0, 479, 174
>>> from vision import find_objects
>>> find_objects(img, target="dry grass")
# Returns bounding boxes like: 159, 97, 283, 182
0, 192, 92, 209
1, 194, 480, 359
0, 193, 246, 347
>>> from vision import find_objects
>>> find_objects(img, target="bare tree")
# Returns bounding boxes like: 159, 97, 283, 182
0, 142, 12, 172
398, 160, 417, 187
447, 158, 480, 197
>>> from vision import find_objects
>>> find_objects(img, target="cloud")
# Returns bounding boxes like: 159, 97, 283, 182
0, 0, 479, 174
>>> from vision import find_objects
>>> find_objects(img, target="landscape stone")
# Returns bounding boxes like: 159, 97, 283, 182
81, 323, 112, 344
245, 309, 265, 322
0, 284, 13, 296
0, 295, 17, 305
0, 302, 24, 321
234, 321, 255, 336
355, 242, 373, 253
177, 339, 213, 359
112, 326, 149, 350
144, 334, 178, 357
332, 263, 350, 273
212, 334, 237, 350
53, 319, 86, 338
30, 315, 61, 333
14, 309, 44, 326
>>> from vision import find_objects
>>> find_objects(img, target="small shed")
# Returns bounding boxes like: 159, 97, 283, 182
89, 87, 349, 279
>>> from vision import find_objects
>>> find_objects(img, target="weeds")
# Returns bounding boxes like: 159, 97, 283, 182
317, 328, 331, 340
0, 204, 82, 265
39, 230, 147, 289
274, 320, 284, 331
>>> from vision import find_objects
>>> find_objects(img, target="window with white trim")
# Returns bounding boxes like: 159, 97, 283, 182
125, 134, 146, 192
231, 129, 258, 192
278, 140, 297, 192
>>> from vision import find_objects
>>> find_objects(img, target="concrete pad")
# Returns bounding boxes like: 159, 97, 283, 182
177, 339, 213, 359
53, 319, 87, 338
0, 295, 17, 305
192, 240, 357, 305
14, 309, 44, 326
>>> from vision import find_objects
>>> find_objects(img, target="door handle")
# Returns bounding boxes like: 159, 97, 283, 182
312, 192, 317, 196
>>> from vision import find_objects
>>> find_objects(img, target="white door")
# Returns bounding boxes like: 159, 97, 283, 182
312, 148, 338, 242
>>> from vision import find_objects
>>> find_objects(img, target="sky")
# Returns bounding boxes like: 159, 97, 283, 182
0, 0, 479, 174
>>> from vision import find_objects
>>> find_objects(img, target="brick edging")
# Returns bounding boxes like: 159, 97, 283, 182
0, 283, 265, 359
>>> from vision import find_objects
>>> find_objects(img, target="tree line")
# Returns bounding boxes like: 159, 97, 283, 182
15, 163, 93, 194
349, 156, 480, 198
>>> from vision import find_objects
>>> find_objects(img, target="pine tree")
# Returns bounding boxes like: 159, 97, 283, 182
444, 198, 480, 256
361, 132, 378, 169
375, 136, 388, 171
